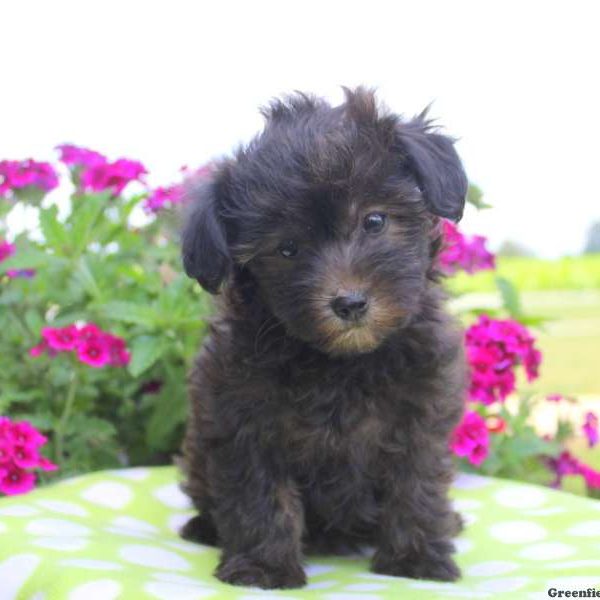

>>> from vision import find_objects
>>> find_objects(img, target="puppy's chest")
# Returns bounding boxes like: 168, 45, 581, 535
278, 384, 393, 467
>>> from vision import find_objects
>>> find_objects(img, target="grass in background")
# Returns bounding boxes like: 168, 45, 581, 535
449, 254, 600, 294
448, 255, 600, 396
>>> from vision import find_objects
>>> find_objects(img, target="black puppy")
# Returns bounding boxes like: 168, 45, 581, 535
179, 87, 467, 589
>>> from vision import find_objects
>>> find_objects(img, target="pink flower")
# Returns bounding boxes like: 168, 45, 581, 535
143, 184, 185, 213
104, 334, 131, 367
41, 325, 79, 352
582, 412, 599, 448
546, 450, 600, 490
0, 159, 59, 198
546, 393, 563, 403
465, 315, 542, 405
76, 338, 111, 368
0, 417, 56, 496
30, 322, 130, 369
450, 411, 490, 466
0, 239, 16, 262
439, 220, 495, 275
80, 158, 146, 196
56, 144, 106, 169
0, 464, 36, 495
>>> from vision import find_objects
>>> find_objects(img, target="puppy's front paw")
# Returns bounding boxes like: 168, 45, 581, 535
216, 553, 306, 589
372, 549, 460, 582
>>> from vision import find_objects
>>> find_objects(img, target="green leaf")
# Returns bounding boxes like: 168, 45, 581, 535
145, 383, 186, 450
495, 276, 522, 318
39, 206, 69, 252
72, 257, 103, 300
70, 193, 110, 253
128, 335, 165, 377
99, 301, 160, 328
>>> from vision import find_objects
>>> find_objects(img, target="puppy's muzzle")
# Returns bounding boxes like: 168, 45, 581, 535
330, 291, 369, 323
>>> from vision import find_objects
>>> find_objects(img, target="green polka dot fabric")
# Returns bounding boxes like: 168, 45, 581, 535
0, 467, 599, 599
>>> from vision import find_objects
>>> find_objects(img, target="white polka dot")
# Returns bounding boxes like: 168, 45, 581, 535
153, 483, 192, 509
168, 513, 194, 534
408, 581, 457, 590
567, 520, 600, 537
68, 579, 122, 600
0, 554, 40, 600
305, 564, 336, 577
152, 573, 213, 586
104, 526, 152, 540
35, 499, 89, 517
343, 583, 388, 591
454, 537, 474, 554
495, 486, 547, 509
0, 505, 39, 517
119, 544, 191, 571
32, 537, 89, 551
466, 561, 518, 577
111, 516, 159, 534
452, 498, 482, 511
26, 518, 90, 537
453, 473, 491, 489
475, 577, 529, 593
358, 572, 400, 581
144, 582, 216, 599
164, 540, 209, 554
461, 512, 478, 526
81, 481, 133, 509
548, 576, 600, 588
59, 559, 123, 571
110, 467, 150, 481
519, 542, 576, 561
548, 560, 600, 569
489, 520, 547, 544
524, 507, 565, 516
0, 522, 5, 533
306, 581, 339, 590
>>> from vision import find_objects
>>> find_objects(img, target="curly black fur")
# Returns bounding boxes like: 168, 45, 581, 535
179, 87, 468, 589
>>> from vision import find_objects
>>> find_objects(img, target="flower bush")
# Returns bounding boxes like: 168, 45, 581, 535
442, 221, 600, 498
0, 145, 597, 498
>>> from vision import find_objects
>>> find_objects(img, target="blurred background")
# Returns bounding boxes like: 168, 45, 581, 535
2, 0, 598, 393
1, 0, 598, 488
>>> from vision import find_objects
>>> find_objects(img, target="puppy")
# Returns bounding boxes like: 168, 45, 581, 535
179, 87, 467, 589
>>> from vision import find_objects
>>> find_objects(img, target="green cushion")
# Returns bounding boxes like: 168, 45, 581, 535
0, 467, 599, 599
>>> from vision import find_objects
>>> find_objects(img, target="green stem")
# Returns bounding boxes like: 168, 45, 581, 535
55, 370, 78, 465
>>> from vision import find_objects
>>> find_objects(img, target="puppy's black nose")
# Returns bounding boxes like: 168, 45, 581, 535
331, 292, 369, 322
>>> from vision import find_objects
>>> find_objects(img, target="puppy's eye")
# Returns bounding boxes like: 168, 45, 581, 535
278, 240, 298, 258
363, 212, 387, 234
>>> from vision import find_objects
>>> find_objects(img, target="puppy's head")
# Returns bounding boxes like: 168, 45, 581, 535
182, 88, 467, 356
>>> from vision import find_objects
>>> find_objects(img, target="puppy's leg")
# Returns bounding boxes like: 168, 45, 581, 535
372, 441, 460, 582
211, 441, 306, 589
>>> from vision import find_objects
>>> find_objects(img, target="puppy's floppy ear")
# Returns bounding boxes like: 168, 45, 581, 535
396, 115, 468, 222
181, 167, 231, 294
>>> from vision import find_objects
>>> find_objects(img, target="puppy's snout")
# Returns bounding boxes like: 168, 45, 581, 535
331, 292, 369, 322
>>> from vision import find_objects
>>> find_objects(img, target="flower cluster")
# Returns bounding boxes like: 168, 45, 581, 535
439, 220, 495, 275
56, 144, 106, 169
143, 184, 185, 213
57, 144, 146, 196
0, 417, 57, 495
0, 159, 59, 198
582, 411, 598, 448
466, 315, 542, 405
546, 451, 600, 490
450, 411, 490, 466
30, 323, 130, 368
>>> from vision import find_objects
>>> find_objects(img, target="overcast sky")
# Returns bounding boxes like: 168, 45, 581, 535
2, 0, 599, 257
